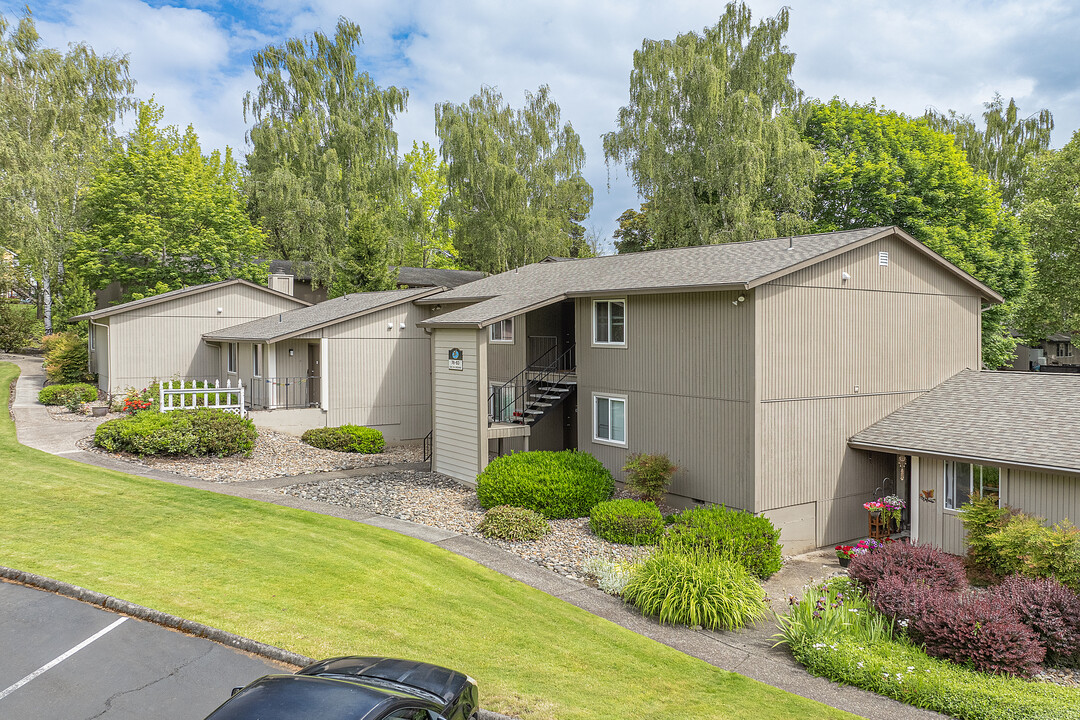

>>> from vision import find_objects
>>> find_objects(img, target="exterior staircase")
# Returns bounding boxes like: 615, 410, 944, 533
488, 344, 575, 428
518, 378, 576, 425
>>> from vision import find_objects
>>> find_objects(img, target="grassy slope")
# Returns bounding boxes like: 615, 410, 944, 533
0, 362, 854, 720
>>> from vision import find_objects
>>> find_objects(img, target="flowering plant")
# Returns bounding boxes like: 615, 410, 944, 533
863, 500, 885, 514
835, 545, 857, 559
879, 495, 906, 527
120, 386, 153, 414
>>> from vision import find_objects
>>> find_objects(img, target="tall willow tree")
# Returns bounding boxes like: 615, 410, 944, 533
603, 3, 815, 249
435, 85, 593, 273
925, 94, 1053, 210
244, 19, 407, 293
0, 13, 134, 332
396, 141, 456, 269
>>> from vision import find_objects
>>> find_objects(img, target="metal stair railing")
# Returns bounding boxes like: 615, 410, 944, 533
488, 344, 575, 425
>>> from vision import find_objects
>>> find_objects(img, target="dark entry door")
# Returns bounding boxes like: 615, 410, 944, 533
307, 344, 320, 407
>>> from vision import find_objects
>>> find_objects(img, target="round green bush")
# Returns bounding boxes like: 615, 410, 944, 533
477, 505, 551, 542
663, 504, 783, 579
476, 450, 614, 519
94, 409, 256, 457
39, 383, 97, 406
589, 499, 664, 545
622, 549, 766, 631
301, 425, 385, 453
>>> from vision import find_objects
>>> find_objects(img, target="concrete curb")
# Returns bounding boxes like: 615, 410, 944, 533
0, 566, 517, 720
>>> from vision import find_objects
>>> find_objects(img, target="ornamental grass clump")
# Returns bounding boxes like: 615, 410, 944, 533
774, 577, 893, 650
477, 505, 551, 542
476, 450, 614, 519
622, 548, 766, 631
663, 505, 783, 579
301, 425, 385, 454
589, 499, 664, 545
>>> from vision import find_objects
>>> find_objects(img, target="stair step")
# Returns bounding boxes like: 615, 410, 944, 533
529, 402, 553, 408
540, 386, 571, 393
530, 394, 561, 400
524, 409, 544, 415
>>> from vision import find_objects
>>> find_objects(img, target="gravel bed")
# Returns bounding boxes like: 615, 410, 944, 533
45, 404, 121, 423
281, 470, 653, 580
80, 428, 424, 482
1034, 667, 1080, 687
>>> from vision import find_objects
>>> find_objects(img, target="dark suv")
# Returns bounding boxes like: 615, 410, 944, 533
202, 656, 480, 720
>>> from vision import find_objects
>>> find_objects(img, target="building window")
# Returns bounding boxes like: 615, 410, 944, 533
944, 461, 1000, 510
227, 343, 237, 374
88, 329, 96, 352
593, 394, 626, 445
490, 318, 514, 343
253, 344, 262, 378
1056, 342, 1070, 357
593, 299, 625, 346
489, 383, 515, 422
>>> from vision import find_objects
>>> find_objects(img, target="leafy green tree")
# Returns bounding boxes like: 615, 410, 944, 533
1017, 131, 1080, 337
244, 19, 408, 293
925, 94, 1053, 210
71, 101, 265, 301
612, 203, 654, 253
0, 302, 36, 352
435, 84, 593, 273
603, 3, 815, 249
328, 206, 398, 297
803, 99, 1032, 367
0, 12, 134, 332
54, 273, 94, 332
397, 141, 456, 268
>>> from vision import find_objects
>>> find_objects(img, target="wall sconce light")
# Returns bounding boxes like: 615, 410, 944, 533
216, 307, 223, 314
288, 348, 294, 357
387, 322, 393, 330
841, 271, 851, 282
399, 322, 406, 329
732, 295, 746, 307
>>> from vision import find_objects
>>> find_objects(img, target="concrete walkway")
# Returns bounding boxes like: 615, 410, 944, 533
3, 355, 944, 720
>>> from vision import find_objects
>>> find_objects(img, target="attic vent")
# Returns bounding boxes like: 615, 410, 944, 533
878, 251, 889, 267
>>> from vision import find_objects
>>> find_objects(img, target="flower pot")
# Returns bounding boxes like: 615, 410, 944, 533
838, 556, 851, 568
91, 406, 108, 417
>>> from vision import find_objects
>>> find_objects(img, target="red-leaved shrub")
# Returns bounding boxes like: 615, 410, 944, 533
869, 575, 942, 641
914, 592, 1045, 676
994, 575, 1080, 667
848, 541, 966, 593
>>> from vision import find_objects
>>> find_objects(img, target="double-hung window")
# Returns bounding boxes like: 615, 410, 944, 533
227, 343, 238, 374
593, 299, 625, 346
253, 344, 263, 378
593, 394, 626, 445
490, 318, 514, 343
944, 462, 1000, 510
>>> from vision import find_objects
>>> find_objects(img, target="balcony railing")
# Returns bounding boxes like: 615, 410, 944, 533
248, 376, 320, 410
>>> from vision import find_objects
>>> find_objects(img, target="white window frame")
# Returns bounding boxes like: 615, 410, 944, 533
592, 392, 627, 447
252, 344, 263, 378
88, 328, 96, 352
592, 299, 626, 347
944, 461, 1001, 511
227, 342, 238, 374
489, 318, 514, 343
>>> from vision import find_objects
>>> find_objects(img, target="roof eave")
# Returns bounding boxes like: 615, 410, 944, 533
418, 294, 568, 329
71, 278, 312, 321
847, 439, 1080, 476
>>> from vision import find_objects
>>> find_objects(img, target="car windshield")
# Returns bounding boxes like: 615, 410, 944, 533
204, 676, 390, 720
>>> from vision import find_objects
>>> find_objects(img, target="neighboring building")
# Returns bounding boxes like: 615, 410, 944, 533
71, 279, 308, 395
1007, 333, 1079, 373
265, 261, 486, 305
202, 287, 442, 440
850, 370, 1080, 554
417, 227, 1002, 552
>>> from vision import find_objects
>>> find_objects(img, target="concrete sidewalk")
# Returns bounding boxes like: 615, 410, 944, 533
3, 355, 944, 720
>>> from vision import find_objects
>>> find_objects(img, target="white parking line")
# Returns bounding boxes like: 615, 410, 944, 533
0, 616, 128, 701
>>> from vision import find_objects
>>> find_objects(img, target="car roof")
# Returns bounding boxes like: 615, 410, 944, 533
201, 674, 437, 720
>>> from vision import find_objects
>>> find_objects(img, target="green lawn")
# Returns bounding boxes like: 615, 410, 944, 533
0, 362, 855, 720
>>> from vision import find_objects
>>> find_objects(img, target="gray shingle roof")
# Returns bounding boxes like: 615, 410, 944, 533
417, 227, 1002, 328
850, 369, 1080, 474
204, 286, 439, 343
70, 278, 309, 321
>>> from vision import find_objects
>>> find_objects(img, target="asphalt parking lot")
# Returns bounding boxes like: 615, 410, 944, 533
0, 581, 287, 719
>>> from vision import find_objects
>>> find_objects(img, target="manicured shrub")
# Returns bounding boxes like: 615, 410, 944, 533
301, 425, 385, 454
476, 450, 614, 519
38, 383, 97, 406
477, 505, 551, 542
662, 505, 783, 579
42, 331, 93, 384
622, 549, 766, 631
621, 452, 677, 502
995, 574, 1080, 668
914, 592, 1045, 677
589, 499, 664, 545
867, 575, 943, 641
848, 541, 966, 593
987, 515, 1080, 592
0, 302, 37, 352
94, 409, 256, 457
960, 493, 1016, 581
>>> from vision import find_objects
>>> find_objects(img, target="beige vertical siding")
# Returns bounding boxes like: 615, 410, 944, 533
432, 328, 485, 482
575, 290, 756, 510
274, 340, 311, 379
757, 234, 985, 548
1002, 468, 1080, 526
323, 302, 433, 440
104, 285, 304, 392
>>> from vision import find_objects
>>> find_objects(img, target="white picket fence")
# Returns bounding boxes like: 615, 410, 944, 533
159, 379, 245, 417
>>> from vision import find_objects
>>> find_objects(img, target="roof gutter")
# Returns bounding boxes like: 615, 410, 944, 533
847, 439, 1080, 477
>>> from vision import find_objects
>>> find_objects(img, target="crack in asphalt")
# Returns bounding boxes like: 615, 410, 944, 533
84, 645, 215, 720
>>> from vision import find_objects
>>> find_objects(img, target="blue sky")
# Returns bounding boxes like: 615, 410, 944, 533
5, 0, 1078, 248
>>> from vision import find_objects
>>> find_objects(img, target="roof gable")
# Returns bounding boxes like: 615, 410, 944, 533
70, 278, 310, 321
